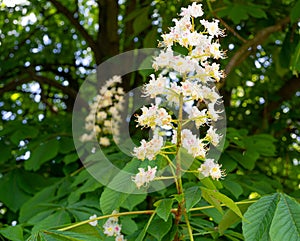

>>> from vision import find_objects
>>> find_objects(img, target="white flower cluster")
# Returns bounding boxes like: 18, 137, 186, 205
198, 158, 225, 180
132, 3, 226, 188
133, 134, 163, 161
132, 166, 157, 189
103, 210, 126, 241
80, 76, 124, 146
136, 104, 172, 129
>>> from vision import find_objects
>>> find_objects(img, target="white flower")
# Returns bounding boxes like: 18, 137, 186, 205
97, 111, 107, 122
201, 86, 221, 104
172, 16, 192, 34
210, 163, 224, 180
161, 33, 175, 48
103, 224, 115, 236
133, 135, 164, 161
188, 106, 207, 128
205, 126, 222, 146
198, 159, 225, 180
181, 129, 206, 158
132, 166, 157, 188
180, 2, 204, 18
166, 82, 181, 106
100, 137, 110, 146
171, 55, 197, 74
183, 136, 206, 158
198, 158, 215, 177
143, 74, 167, 98
88, 214, 98, 226
115, 235, 126, 241
200, 19, 225, 37
186, 31, 205, 47
210, 42, 226, 59
80, 133, 93, 142
204, 62, 225, 82
136, 104, 171, 129
103, 210, 124, 237
152, 49, 173, 70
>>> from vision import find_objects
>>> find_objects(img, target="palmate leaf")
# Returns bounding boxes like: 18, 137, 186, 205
269, 194, 300, 241
242, 193, 279, 241
243, 193, 300, 241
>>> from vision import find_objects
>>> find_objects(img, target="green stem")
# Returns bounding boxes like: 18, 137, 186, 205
189, 200, 257, 212
174, 93, 184, 241
159, 153, 178, 190
58, 210, 155, 231
57, 200, 257, 232
154, 176, 177, 180
184, 211, 194, 241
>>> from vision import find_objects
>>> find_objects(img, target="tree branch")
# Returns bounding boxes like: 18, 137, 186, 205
0, 72, 88, 110
0, 77, 31, 95
48, 0, 98, 55
267, 76, 300, 115
219, 16, 290, 88
96, 0, 119, 63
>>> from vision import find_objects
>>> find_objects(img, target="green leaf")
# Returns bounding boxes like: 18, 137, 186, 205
66, 224, 103, 239
120, 216, 138, 235
19, 182, 58, 222
39, 229, 102, 241
269, 194, 300, 241
291, 41, 300, 75
25, 139, 59, 171
219, 153, 237, 172
200, 177, 217, 190
100, 158, 141, 214
154, 199, 174, 222
291, 0, 300, 23
10, 126, 39, 144
59, 137, 75, 154
247, 5, 267, 19
0, 225, 23, 241
121, 193, 147, 211
67, 198, 100, 222
185, 186, 202, 212
201, 187, 223, 214
0, 170, 31, 212
219, 202, 251, 235
17, 169, 58, 195
147, 215, 173, 241
0, 142, 11, 164
138, 54, 154, 81
242, 193, 279, 241
133, 7, 151, 35
32, 210, 71, 233
143, 28, 158, 48
135, 212, 155, 241
242, 150, 260, 170
228, 5, 249, 24
68, 176, 102, 204
63, 153, 78, 165
201, 187, 243, 218
222, 180, 243, 199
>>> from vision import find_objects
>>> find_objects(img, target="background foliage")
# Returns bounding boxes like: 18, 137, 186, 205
0, 0, 300, 240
